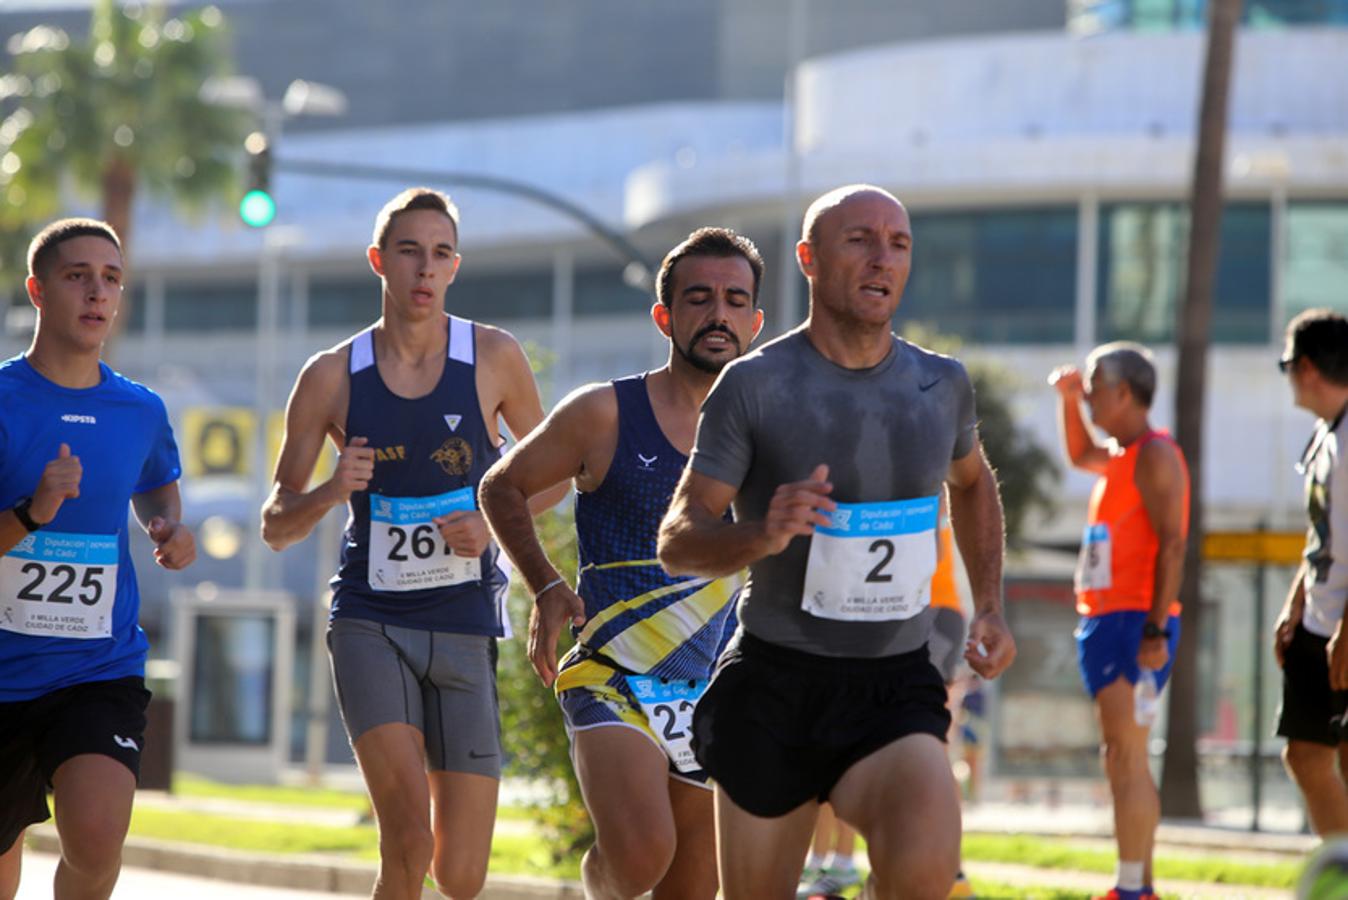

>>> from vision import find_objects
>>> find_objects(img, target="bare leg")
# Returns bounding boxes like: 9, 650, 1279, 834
573, 727, 679, 899
0, 829, 24, 900
352, 723, 434, 900
653, 777, 717, 900
50, 755, 135, 900
1096, 678, 1158, 885
714, 786, 819, 900
831, 734, 960, 900
1285, 739, 1348, 836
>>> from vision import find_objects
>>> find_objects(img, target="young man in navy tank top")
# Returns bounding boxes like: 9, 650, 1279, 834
262, 189, 562, 900
480, 228, 764, 899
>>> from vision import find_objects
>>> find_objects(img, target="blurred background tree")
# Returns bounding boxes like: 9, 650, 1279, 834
902, 325, 1061, 545
0, 0, 247, 323
496, 505, 590, 862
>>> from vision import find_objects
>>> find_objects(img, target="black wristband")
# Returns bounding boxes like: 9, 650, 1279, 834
1142, 621, 1170, 640
12, 497, 43, 532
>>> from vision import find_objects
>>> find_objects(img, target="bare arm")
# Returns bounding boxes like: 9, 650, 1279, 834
261, 353, 372, 551
480, 385, 614, 685
947, 440, 1015, 679
481, 385, 612, 595
1275, 562, 1307, 668
1134, 438, 1187, 669
1135, 439, 1187, 622
132, 481, 196, 570
657, 464, 835, 579
1048, 365, 1109, 474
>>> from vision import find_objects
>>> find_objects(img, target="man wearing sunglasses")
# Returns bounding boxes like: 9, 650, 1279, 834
1274, 309, 1348, 835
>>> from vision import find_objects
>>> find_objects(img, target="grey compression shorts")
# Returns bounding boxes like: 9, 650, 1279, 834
327, 618, 501, 778
926, 606, 967, 684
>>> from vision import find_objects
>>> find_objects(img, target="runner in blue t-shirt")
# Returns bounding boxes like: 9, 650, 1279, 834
0, 219, 195, 900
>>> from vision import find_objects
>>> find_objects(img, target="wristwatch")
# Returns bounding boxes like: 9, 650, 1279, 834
1142, 621, 1170, 640
12, 496, 43, 532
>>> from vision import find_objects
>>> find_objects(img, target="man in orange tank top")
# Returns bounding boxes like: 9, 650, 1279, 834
1049, 342, 1189, 900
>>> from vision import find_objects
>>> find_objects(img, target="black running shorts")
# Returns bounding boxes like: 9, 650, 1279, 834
0, 676, 150, 854
1277, 622, 1348, 746
691, 632, 949, 818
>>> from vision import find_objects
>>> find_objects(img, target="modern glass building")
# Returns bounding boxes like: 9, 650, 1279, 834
1, 2, 1342, 812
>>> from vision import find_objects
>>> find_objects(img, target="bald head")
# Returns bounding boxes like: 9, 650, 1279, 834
801, 184, 905, 244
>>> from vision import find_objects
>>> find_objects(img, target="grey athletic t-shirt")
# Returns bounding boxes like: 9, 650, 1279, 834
690, 327, 977, 658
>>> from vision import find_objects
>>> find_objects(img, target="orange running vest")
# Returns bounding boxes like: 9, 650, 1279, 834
930, 521, 961, 612
1075, 429, 1189, 618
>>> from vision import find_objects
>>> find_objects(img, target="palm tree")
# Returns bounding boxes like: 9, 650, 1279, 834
1162, 0, 1243, 819
0, 0, 247, 313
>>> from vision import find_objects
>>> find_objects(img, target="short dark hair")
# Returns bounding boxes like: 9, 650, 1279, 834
371, 187, 460, 250
1287, 309, 1348, 386
27, 218, 122, 279
656, 227, 764, 307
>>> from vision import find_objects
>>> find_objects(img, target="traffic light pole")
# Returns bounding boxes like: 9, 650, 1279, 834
271, 157, 654, 287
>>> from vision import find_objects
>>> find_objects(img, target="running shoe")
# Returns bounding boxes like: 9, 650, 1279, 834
800, 865, 863, 897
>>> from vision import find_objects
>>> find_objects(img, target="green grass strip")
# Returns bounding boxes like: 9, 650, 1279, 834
962, 833, 1300, 888
171, 775, 369, 812
130, 807, 375, 855
129, 807, 579, 881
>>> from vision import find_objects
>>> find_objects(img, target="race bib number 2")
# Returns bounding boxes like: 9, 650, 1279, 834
368, 488, 481, 592
0, 531, 118, 639
625, 675, 707, 774
802, 496, 938, 622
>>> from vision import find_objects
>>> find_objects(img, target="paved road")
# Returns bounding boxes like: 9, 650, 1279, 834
15, 852, 341, 899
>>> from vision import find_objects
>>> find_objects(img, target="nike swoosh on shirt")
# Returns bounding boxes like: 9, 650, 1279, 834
919, 378, 942, 392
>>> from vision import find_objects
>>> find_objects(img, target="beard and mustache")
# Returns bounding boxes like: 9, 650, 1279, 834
671, 322, 742, 374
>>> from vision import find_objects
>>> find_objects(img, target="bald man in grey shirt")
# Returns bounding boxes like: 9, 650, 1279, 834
689, 327, 975, 659
658, 185, 1015, 900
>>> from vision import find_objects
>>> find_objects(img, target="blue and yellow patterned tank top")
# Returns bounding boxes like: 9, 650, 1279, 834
571, 374, 739, 679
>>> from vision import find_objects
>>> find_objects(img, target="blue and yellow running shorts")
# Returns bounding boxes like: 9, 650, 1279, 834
555, 646, 712, 787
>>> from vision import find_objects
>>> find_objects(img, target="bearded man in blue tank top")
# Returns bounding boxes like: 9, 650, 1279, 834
480, 228, 764, 900
262, 189, 563, 900
659, 186, 1017, 900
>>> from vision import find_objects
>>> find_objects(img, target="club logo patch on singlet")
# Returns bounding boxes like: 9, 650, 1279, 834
0, 531, 118, 639
431, 438, 473, 476
368, 487, 480, 592
801, 495, 938, 622
625, 674, 708, 773
1074, 523, 1113, 592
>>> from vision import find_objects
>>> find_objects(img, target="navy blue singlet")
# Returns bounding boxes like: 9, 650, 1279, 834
330, 315, 506, 635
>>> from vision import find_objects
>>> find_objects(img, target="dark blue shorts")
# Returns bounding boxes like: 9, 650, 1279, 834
1075, 610, 1181, 698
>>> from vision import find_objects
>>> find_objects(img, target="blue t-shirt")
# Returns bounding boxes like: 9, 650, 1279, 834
0, 356, 181, 701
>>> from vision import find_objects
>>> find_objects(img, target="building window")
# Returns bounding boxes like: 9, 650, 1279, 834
308, 270, 555, 328
575, 266, 648, 317
164, 281, 256, 332
899, 208, 1077, 344
307, 277, 376, 329
1283, 201, 1348, 327
449, 270, 551, 321
1070, 0, 1348, 33
1096, 202, 1270, 345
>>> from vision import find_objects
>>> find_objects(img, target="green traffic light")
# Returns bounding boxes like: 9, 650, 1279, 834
239, 189, 276, 228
